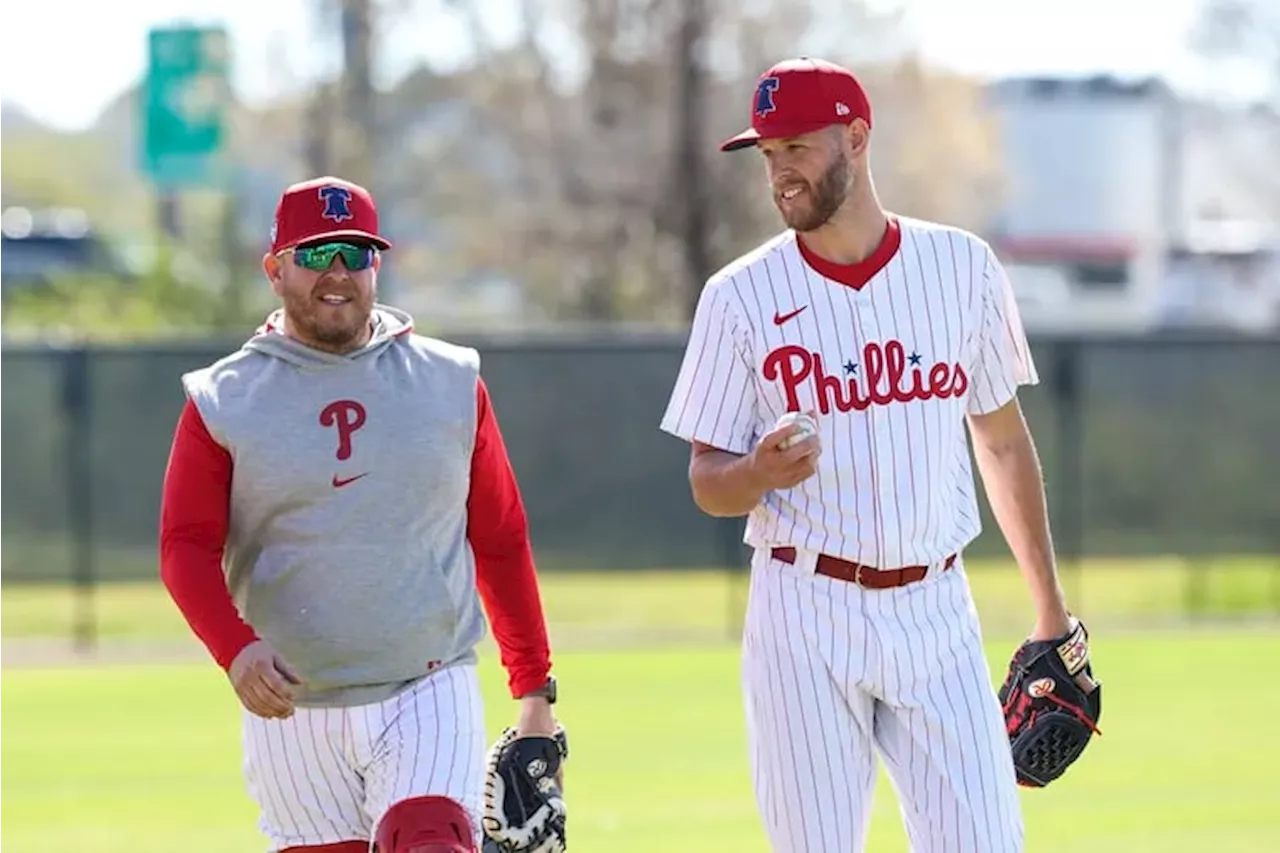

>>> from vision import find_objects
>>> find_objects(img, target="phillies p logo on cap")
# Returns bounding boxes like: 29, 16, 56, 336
270, 176, 392, 255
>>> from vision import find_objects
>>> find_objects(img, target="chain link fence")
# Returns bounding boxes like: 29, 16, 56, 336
4, 332, 1278, 641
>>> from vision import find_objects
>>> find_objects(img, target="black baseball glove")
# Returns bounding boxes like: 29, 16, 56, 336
480, 725, 569, 853
997, 617, 1102, 788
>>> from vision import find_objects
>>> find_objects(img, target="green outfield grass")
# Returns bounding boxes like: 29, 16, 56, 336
3, 566, 1279, 852
4, 634, 1279, 852
4, 558, 1278, 651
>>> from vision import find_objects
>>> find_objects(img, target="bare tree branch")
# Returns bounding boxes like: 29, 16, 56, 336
378, 0, 1007, 324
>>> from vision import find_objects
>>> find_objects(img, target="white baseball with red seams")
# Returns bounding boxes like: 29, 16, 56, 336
660, 215, 1037, 852
774, 411, 819, 448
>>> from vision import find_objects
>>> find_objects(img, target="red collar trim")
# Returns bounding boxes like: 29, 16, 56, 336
796, 215, 902, 291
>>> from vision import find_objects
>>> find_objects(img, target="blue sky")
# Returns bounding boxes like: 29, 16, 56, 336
0, 0, 1265, 131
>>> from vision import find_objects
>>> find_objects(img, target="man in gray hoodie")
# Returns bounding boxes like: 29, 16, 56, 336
159, 176, 559, 853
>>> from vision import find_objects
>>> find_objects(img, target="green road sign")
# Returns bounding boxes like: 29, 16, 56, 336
142, 25, 231, 188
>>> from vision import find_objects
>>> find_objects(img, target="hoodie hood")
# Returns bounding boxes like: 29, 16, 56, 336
242, 303, 415, 369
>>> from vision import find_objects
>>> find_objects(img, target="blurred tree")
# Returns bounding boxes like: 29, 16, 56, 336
2, 0, 997, 332
2, 87, 285, 337
1188, 0, 1280, 215
301, 0, 380, 187
1, 131, 154, 240
854, 58, 1005, 232
0, 240, 271, 342
1192, 0, 1280, 102
388, 0, 1005, 324
338, 0, 378, 187
672, 0, 712, 320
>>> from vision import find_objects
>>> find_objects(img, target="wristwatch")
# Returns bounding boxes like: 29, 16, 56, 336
523, 675, 557, 705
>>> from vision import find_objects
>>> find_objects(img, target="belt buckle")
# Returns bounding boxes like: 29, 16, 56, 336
853, 562, 865, 586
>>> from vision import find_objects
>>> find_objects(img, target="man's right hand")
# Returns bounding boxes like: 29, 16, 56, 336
228, 640, 303, 719
747, 416, 822, 492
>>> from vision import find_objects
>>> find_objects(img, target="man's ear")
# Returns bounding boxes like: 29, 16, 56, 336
263, 253, 284, 296
373, 253, 382, 273
843, 119, 870, 159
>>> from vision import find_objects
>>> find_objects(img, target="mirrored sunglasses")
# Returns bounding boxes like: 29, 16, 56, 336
285, 242, 377, 272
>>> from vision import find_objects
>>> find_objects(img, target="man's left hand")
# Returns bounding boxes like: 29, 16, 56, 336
998, 617, 1103, 787
515, 697, 562, 788
1029, 611, 1097, 692
481, 700, 569, 852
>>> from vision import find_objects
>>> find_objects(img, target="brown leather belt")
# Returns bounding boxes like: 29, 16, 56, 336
771, 547, 956, 589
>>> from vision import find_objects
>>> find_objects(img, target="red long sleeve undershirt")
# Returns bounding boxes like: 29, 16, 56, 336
158, 377, 552, 698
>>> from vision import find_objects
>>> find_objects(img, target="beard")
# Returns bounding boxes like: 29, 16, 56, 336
282, 277, 375, 353
773, 150, 851, 232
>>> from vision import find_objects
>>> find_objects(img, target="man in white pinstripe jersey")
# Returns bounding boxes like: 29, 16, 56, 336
660, 57, 1083, 852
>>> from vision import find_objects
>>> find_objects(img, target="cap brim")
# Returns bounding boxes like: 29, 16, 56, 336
719, 128, 762, 152
719, 119, 849, 152
291, 229, 393, 251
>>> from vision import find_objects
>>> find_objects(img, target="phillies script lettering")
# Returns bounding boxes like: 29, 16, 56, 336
319, 400, 367, 460
763, 340, 968, 414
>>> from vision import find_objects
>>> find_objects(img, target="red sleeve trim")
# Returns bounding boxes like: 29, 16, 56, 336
158, 399, 259, 670
467, 376, 553, 698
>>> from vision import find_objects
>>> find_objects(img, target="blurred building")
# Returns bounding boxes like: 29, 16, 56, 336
0, 206, 132, 293
985, 75, 1280, 334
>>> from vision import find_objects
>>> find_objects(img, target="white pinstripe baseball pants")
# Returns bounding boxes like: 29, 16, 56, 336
241, 663, 486, 851
741, 549, 1024, 853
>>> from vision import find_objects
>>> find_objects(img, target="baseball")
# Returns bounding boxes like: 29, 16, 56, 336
775, 411, 819, 449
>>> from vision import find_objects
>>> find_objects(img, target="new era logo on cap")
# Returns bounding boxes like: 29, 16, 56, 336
270, 176, 392, 255
721, 57, 873, 152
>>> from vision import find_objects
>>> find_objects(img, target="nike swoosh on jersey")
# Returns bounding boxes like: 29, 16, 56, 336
331, 473, 369, 488
773, 306, 808, 325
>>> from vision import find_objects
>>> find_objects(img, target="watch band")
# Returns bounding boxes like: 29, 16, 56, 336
524, 675, 557, 704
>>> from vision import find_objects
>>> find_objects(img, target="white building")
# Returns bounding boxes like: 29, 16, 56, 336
985, 75, 1280, 333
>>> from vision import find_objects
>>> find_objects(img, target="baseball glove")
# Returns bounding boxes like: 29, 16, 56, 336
480, 725, 569, 853
997, 617, 1102, 788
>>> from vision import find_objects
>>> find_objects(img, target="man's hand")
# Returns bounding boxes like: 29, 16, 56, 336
515, 696, 563, 789
228, 640, 303, 719
481, 710, 570, 852
688, 413, 822, 517
746, 414, 822, 492
1028, 614, 1099, 693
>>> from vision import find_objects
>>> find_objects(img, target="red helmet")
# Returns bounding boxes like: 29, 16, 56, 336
372, 795, 475, 853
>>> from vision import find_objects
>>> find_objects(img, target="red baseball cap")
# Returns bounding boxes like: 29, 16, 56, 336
720, 57, 873, 152
269, 176, 392, 254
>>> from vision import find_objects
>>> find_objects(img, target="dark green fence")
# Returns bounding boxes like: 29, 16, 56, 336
4, 332, 1279, 589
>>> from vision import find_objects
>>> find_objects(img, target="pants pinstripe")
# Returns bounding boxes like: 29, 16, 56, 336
241, 663, 485, 851
742, 549, 1023, 853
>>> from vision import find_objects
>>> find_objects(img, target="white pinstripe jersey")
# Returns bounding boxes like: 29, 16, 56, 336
660, 215, 1038, 569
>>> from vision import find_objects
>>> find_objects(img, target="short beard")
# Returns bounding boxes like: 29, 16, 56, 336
282, 290, 374, 354
305, 318, 371, 353
777, 150, 851, 232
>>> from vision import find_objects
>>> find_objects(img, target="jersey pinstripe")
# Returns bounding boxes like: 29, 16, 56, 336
660, 218, 1037, 569
242, 663, 486, 850
661, 215, 1036, 852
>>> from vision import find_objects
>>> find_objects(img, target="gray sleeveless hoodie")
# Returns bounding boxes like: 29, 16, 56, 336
182, 305, 486, 707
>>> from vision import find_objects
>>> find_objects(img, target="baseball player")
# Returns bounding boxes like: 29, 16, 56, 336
158, 176, 560, 853
660, 58, 1086, 852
